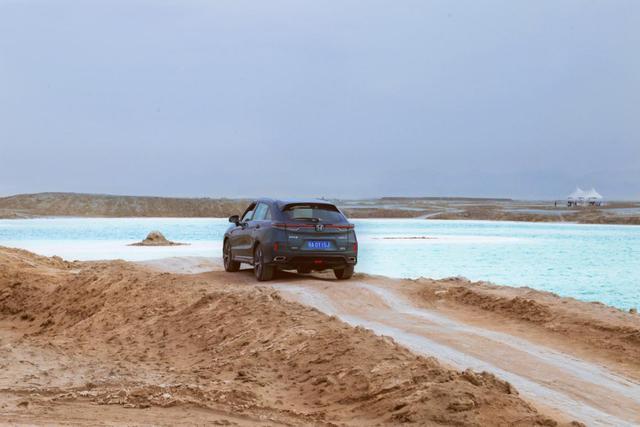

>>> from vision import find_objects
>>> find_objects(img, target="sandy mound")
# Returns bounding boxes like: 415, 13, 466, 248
401, 276, 640, 378
128, 231, 187, 246
0, 247, 560, 426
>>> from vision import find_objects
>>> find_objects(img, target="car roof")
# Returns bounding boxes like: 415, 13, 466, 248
253, 198, 337, 208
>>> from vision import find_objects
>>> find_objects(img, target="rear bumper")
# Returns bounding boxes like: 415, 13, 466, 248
269, 252, 357, 270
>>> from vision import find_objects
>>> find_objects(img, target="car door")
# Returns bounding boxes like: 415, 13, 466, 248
251, 203, 271, 248
229, 203, 255, 261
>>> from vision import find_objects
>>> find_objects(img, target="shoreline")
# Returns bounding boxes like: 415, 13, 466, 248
0, 233, 637, 311
0, 240, 634, 313
2, 214, 640, 228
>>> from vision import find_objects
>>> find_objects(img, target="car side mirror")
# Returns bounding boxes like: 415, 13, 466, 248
228, 215, 240, 226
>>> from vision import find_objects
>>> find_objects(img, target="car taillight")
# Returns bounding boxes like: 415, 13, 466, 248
353, 242, 358, 252
273, 222, 353, 230
273, 242, 279, 252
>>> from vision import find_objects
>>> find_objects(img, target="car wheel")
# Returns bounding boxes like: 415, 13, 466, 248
223, 240, 241, 272
297, 267, 311, 274
254, 245, 274, 281
333, 264, 354, 280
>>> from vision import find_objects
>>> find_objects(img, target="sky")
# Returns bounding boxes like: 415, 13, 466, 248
1, 0, 638, 200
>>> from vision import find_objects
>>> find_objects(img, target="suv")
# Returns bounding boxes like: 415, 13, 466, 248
223, 199, 358, 281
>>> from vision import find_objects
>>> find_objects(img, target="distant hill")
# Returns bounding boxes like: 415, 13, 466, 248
380, 196, 513, 202
0, 192, 429, 220
0, 193, 250, 218
0, 192, 638, 224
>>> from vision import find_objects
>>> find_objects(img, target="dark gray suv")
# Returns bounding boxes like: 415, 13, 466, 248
223, 199, 358, 281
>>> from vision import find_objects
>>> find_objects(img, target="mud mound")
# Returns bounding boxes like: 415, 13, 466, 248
0, 247, 558, 426
128, 231, 186, 246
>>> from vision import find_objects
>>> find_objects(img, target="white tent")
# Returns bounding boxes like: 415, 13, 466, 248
583, 188, 603, 200
567, 187, 603, 206
568, 188, 586, 201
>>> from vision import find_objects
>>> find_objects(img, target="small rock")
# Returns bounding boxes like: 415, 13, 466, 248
630, 308, 637, 314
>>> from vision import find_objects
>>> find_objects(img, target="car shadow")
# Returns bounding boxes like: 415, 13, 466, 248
236, 266, 339, 283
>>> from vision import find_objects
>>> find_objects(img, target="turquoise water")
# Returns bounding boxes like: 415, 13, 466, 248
0, 218, 638, 309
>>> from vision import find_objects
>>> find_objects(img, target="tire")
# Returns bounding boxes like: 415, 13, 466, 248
297, 266, 312, 274
223, 240, 240, 272
254, 245, 274, 281
334, 264, 354, 280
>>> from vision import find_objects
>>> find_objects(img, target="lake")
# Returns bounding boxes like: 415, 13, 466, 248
1, 217, 638, 309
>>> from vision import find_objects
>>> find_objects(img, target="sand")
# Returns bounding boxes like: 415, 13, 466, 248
402, 277, 640, 379
272, 275, 640, 426
2, 248, 639, 425
0, 247, 569, 426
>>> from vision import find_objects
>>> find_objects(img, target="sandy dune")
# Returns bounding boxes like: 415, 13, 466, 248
2, 248, 639, 425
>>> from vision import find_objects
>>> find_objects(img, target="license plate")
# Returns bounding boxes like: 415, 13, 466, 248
306, 240, 331, 250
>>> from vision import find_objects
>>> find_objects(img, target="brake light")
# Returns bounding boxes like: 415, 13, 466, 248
353, 242, 358, 252
273, 242, 279, 252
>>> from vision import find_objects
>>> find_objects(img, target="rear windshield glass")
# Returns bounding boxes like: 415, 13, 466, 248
282, 204, 346, 223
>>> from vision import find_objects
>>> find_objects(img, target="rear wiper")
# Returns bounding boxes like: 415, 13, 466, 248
295, 217, 321, 222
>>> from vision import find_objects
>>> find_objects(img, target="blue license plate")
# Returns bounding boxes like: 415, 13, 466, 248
306, 240, 331, 250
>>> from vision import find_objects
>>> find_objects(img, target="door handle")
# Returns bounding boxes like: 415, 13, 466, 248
255, 224, 261, 229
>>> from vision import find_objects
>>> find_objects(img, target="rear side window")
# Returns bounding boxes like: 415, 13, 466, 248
282, 204, 346, 223
253, 203, 271, 221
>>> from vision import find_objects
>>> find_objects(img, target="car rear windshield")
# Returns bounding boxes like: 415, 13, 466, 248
282, 204, 347, 223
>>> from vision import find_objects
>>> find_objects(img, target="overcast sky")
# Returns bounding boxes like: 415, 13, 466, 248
1, 1, 638, 200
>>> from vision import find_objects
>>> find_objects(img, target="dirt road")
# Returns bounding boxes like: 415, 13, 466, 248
274, 281, 640, 426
